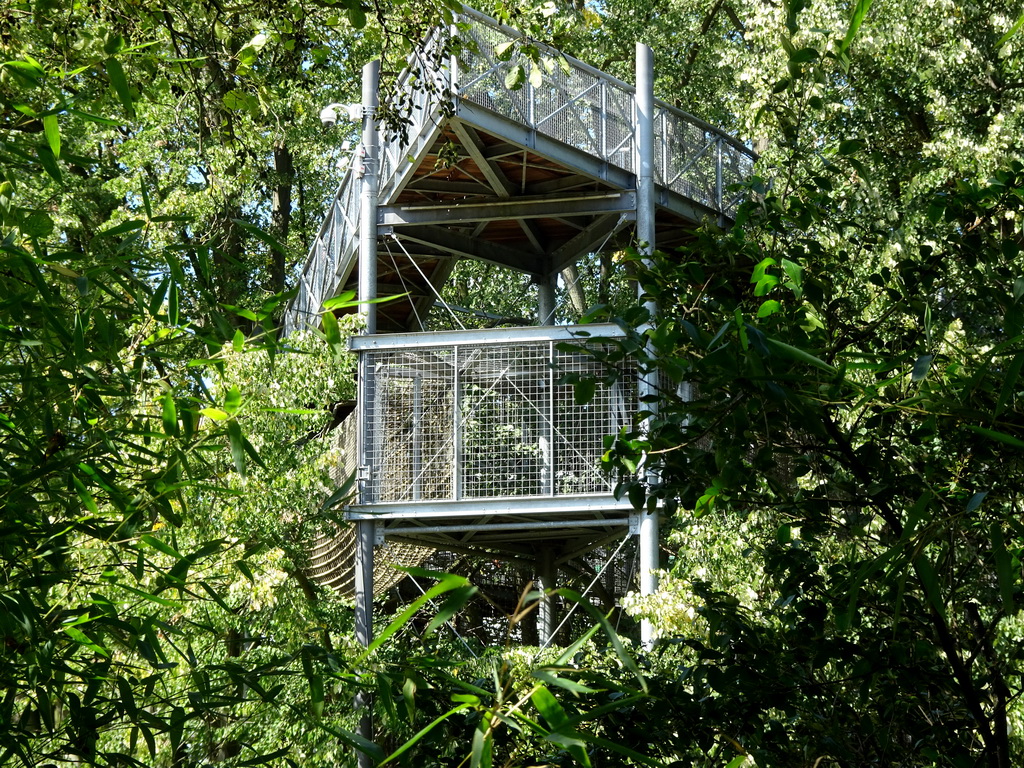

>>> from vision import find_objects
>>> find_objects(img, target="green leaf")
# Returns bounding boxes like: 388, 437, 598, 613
574, 378, 596, 405
505, 65, 526, 90
992, 523, 1016, 614
161, 393, 179, 437
231, 217, 287, 255
965, 490, 987, 513
141, 534, 184, 560
914, 555, 946, 621
235, 560, 255, 583
322, 310, 342, 346
72, 474, 99, 514
529, 63, 543, 88
36, 145, 62, 183
555, 587, 647, 692
224, 385, 242, 415
838, 139, 865, 155
531, 669, 598, 694
765, 338, 837, 373
379, 704, 471, 765
790, 46, 819, 63
100, 219, 146, 237
532, 684, 567, 726
424, 585, 478, 635
471, 723, 492, 768
168, 281, 179, 325
237, 747, 292, 767
996, 352, 1023, 417
911, 354, 933, 382
357, 570, 471, 666
348, 4, 367, 28
105, 57, 136, 118
42, 113, 60, 158
321, 290, 358, 310
494, 40, 516, 61
839, 0, 873, 55
22, 212, 54, 237
966, 425, 1024, 449
64, 625, 110, 656
757, 299, 782, 318
997, 10, 1024, 48
227, 420, 247, 476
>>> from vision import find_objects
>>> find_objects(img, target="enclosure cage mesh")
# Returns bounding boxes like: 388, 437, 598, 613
362, 337, 637, 505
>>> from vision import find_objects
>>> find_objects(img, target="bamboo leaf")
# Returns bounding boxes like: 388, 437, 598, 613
911, 354, 933, 382
141, 534, 184, 560
227, 420, 247, 475
64, 625, 110, 656
765, 337, 837, 373
161, 393, 178, 436
105, 57, 135, 118
995, 351, 1023, 417
966, 425, 1024, 449
224, 385, 242, 415
991, 523, 1016, 614
839, 0, 873, 55
41, 113, 60, 158
997, 10, 1024, 48
379, 704, 471, 765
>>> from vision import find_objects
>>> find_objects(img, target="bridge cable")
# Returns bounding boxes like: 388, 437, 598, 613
536, 531, 633, 654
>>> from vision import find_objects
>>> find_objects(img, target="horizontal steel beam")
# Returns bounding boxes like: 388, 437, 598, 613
455, 101, 637, 190
346, 495, 633, 520
383, 517, 632, 537
379, 191, 636, 227
348, 321, 626, 351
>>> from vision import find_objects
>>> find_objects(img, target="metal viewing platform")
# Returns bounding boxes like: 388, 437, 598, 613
282, 7, 755, 336
288, 8, 755, 654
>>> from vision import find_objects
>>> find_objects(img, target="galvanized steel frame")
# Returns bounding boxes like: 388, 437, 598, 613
282, 7, 755, 334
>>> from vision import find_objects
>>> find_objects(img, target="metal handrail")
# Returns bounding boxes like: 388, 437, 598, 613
282, 7, 755, 334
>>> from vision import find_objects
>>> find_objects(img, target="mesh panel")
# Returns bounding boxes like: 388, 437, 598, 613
458, 18, 636, 173
362, 337, 637, 504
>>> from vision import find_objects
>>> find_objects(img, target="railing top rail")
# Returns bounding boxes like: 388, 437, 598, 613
456, 6, 756, 159
349, 322, 626, 351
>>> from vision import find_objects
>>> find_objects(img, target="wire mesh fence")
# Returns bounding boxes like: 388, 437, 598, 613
360, 332, 637, 504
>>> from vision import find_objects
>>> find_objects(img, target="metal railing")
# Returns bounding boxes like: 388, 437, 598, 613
350, 324, 637, 506
282, 7, 756, 334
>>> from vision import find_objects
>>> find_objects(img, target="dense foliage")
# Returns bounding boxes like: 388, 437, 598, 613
4, 0, 1024, 766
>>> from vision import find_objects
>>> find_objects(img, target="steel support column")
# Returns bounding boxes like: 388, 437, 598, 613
635, 43, 660, 649
355, 58, 380, 768
538, 547, 557, 645
537, 272, 557, 326
358, 60, 380, 334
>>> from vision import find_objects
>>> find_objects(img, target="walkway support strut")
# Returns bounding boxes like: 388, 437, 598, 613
636, 43, 660, 649
355, 58, 380, 768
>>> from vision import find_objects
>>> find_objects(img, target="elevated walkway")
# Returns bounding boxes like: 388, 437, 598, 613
283, 7, 755, 335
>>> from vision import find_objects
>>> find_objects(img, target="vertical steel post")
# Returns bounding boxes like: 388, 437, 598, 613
358, 59, 380, 335
538, 547, 557, 645
536, 278, 558, 498
452, 345, 462, 501
537, 273, 557, 326
355, 58, 380, 768
412, 376, 423, 501
716, 137, 725, 227
635, 43, 659, 649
